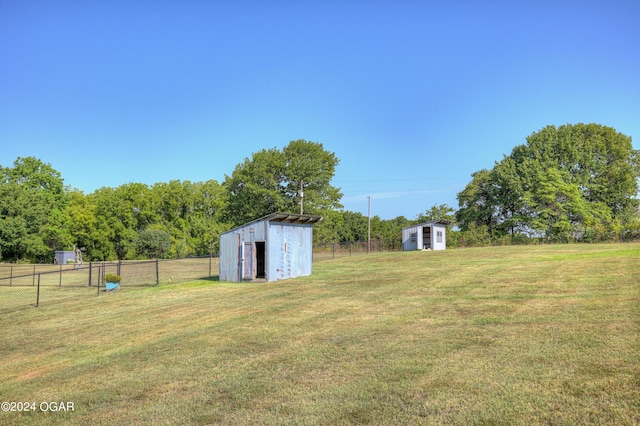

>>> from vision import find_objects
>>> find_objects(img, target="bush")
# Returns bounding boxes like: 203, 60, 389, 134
136, 229, 172, 259
105, 273, 121, 283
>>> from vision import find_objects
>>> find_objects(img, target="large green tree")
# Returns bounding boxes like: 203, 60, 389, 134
0, 157, 70, 262
91, 186, 137, 260
188, 180, 229, 255
457, 123, 640, 242
416, 204, 457, 224
282, 140, 343, 214
86, 180, 229, 260
136, 228, 172, 259
223, 148, 287, 225
223, 140, 342, 226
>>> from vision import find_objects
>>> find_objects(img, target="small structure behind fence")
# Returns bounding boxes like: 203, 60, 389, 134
0, 256, 219, 313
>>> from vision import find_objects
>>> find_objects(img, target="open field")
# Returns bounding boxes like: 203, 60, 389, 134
1, 243, 639, 425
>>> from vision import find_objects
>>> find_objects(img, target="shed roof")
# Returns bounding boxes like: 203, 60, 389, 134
221, 212, 323, 235
402, 219, 452, 230
262, 212, 324, 224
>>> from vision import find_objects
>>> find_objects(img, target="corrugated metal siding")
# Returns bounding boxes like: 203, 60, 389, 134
402, 227, 417, 251
219, 232, 240, 282
220, 218, 314, 282
268, 222, 313, 281
219, 221, 268, 282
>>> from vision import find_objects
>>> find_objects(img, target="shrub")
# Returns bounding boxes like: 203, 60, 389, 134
105, 273, 121, 283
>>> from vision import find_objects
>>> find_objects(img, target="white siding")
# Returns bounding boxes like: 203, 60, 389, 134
219, 221, 268, 282
220, 215, 316, 282
268, 222, 313, 281
431, 224, 447, 250
402, 226, 418, 251
402, 222, 447, 251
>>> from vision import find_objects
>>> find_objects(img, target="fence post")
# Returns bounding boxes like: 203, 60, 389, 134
155, 258, 160, 285
117, 260, 121, 276
88, 261, 92, 287
36, 273, 41, 308
59, 264, 63, 287
97, 265, 101, 296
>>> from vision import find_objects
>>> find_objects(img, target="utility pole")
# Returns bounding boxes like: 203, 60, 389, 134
299, 180, 304, 215
367, 196, 371, 254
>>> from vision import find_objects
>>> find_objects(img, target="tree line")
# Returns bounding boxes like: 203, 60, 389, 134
1, 125, 639, 263
456, 123, 640, 244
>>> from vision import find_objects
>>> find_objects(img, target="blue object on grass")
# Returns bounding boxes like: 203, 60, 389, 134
106, 282, 120, 291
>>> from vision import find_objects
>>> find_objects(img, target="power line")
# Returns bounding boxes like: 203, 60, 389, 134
334, 176, 467, 184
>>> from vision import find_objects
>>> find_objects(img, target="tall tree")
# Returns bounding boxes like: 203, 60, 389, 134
457, 123, 640, 242
223, 140, 342, 226
136, 228, 172, 259
456, 169, 499, 236
282, 140, 342, 214
65, 189, 106, 261
189, 180, 229, 255
0, 157, 69, 262
6, 156, 65, 203
223, 148, 287, 226
92, 184, 154, 260
416, 204, 456, 223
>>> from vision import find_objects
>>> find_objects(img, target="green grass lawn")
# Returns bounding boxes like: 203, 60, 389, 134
1, 243, 639, 425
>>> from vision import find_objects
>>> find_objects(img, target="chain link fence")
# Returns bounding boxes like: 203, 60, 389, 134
3, 241, 399, 313
0, 256, 219, 313
313, 239, 398, 262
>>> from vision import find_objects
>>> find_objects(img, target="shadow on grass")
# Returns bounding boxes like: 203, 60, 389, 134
197, 276, 220, 282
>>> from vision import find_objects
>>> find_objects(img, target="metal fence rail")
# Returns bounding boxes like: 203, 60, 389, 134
2, 241, 394, 313
0, 256, 219, 313
0, 274, 40, 313
313, 239, 397, 261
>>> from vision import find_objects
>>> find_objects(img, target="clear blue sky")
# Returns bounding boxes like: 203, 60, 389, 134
1, 1, 638, 219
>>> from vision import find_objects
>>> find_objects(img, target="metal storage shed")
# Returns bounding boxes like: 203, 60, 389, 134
402, 220, 450, 251
54, 250, 76, 264
219, 212, 323, 282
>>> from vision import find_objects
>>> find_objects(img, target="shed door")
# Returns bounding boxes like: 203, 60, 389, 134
255, 241, 266, 279
423, 226, 431, 249
243, 242, 254, 279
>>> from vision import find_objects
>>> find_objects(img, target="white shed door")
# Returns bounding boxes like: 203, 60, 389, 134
243, 242, 253, 279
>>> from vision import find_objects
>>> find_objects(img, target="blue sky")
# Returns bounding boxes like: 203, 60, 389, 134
1, 1, 638, 219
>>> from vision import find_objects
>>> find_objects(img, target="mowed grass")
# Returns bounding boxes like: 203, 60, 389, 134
1, 244, 639, 425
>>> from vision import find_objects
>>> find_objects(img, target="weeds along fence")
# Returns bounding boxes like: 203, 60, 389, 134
0, 256, 219, 313
313, 239, 398, 262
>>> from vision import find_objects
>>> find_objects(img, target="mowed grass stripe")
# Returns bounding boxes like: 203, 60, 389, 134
1, 243, 638, 425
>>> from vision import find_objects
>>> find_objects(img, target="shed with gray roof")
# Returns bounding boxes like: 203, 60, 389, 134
219, 212, 323, 282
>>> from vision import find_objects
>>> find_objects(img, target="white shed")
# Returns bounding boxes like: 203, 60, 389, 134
402, 220, 450, 251
219, 212, 323, 282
